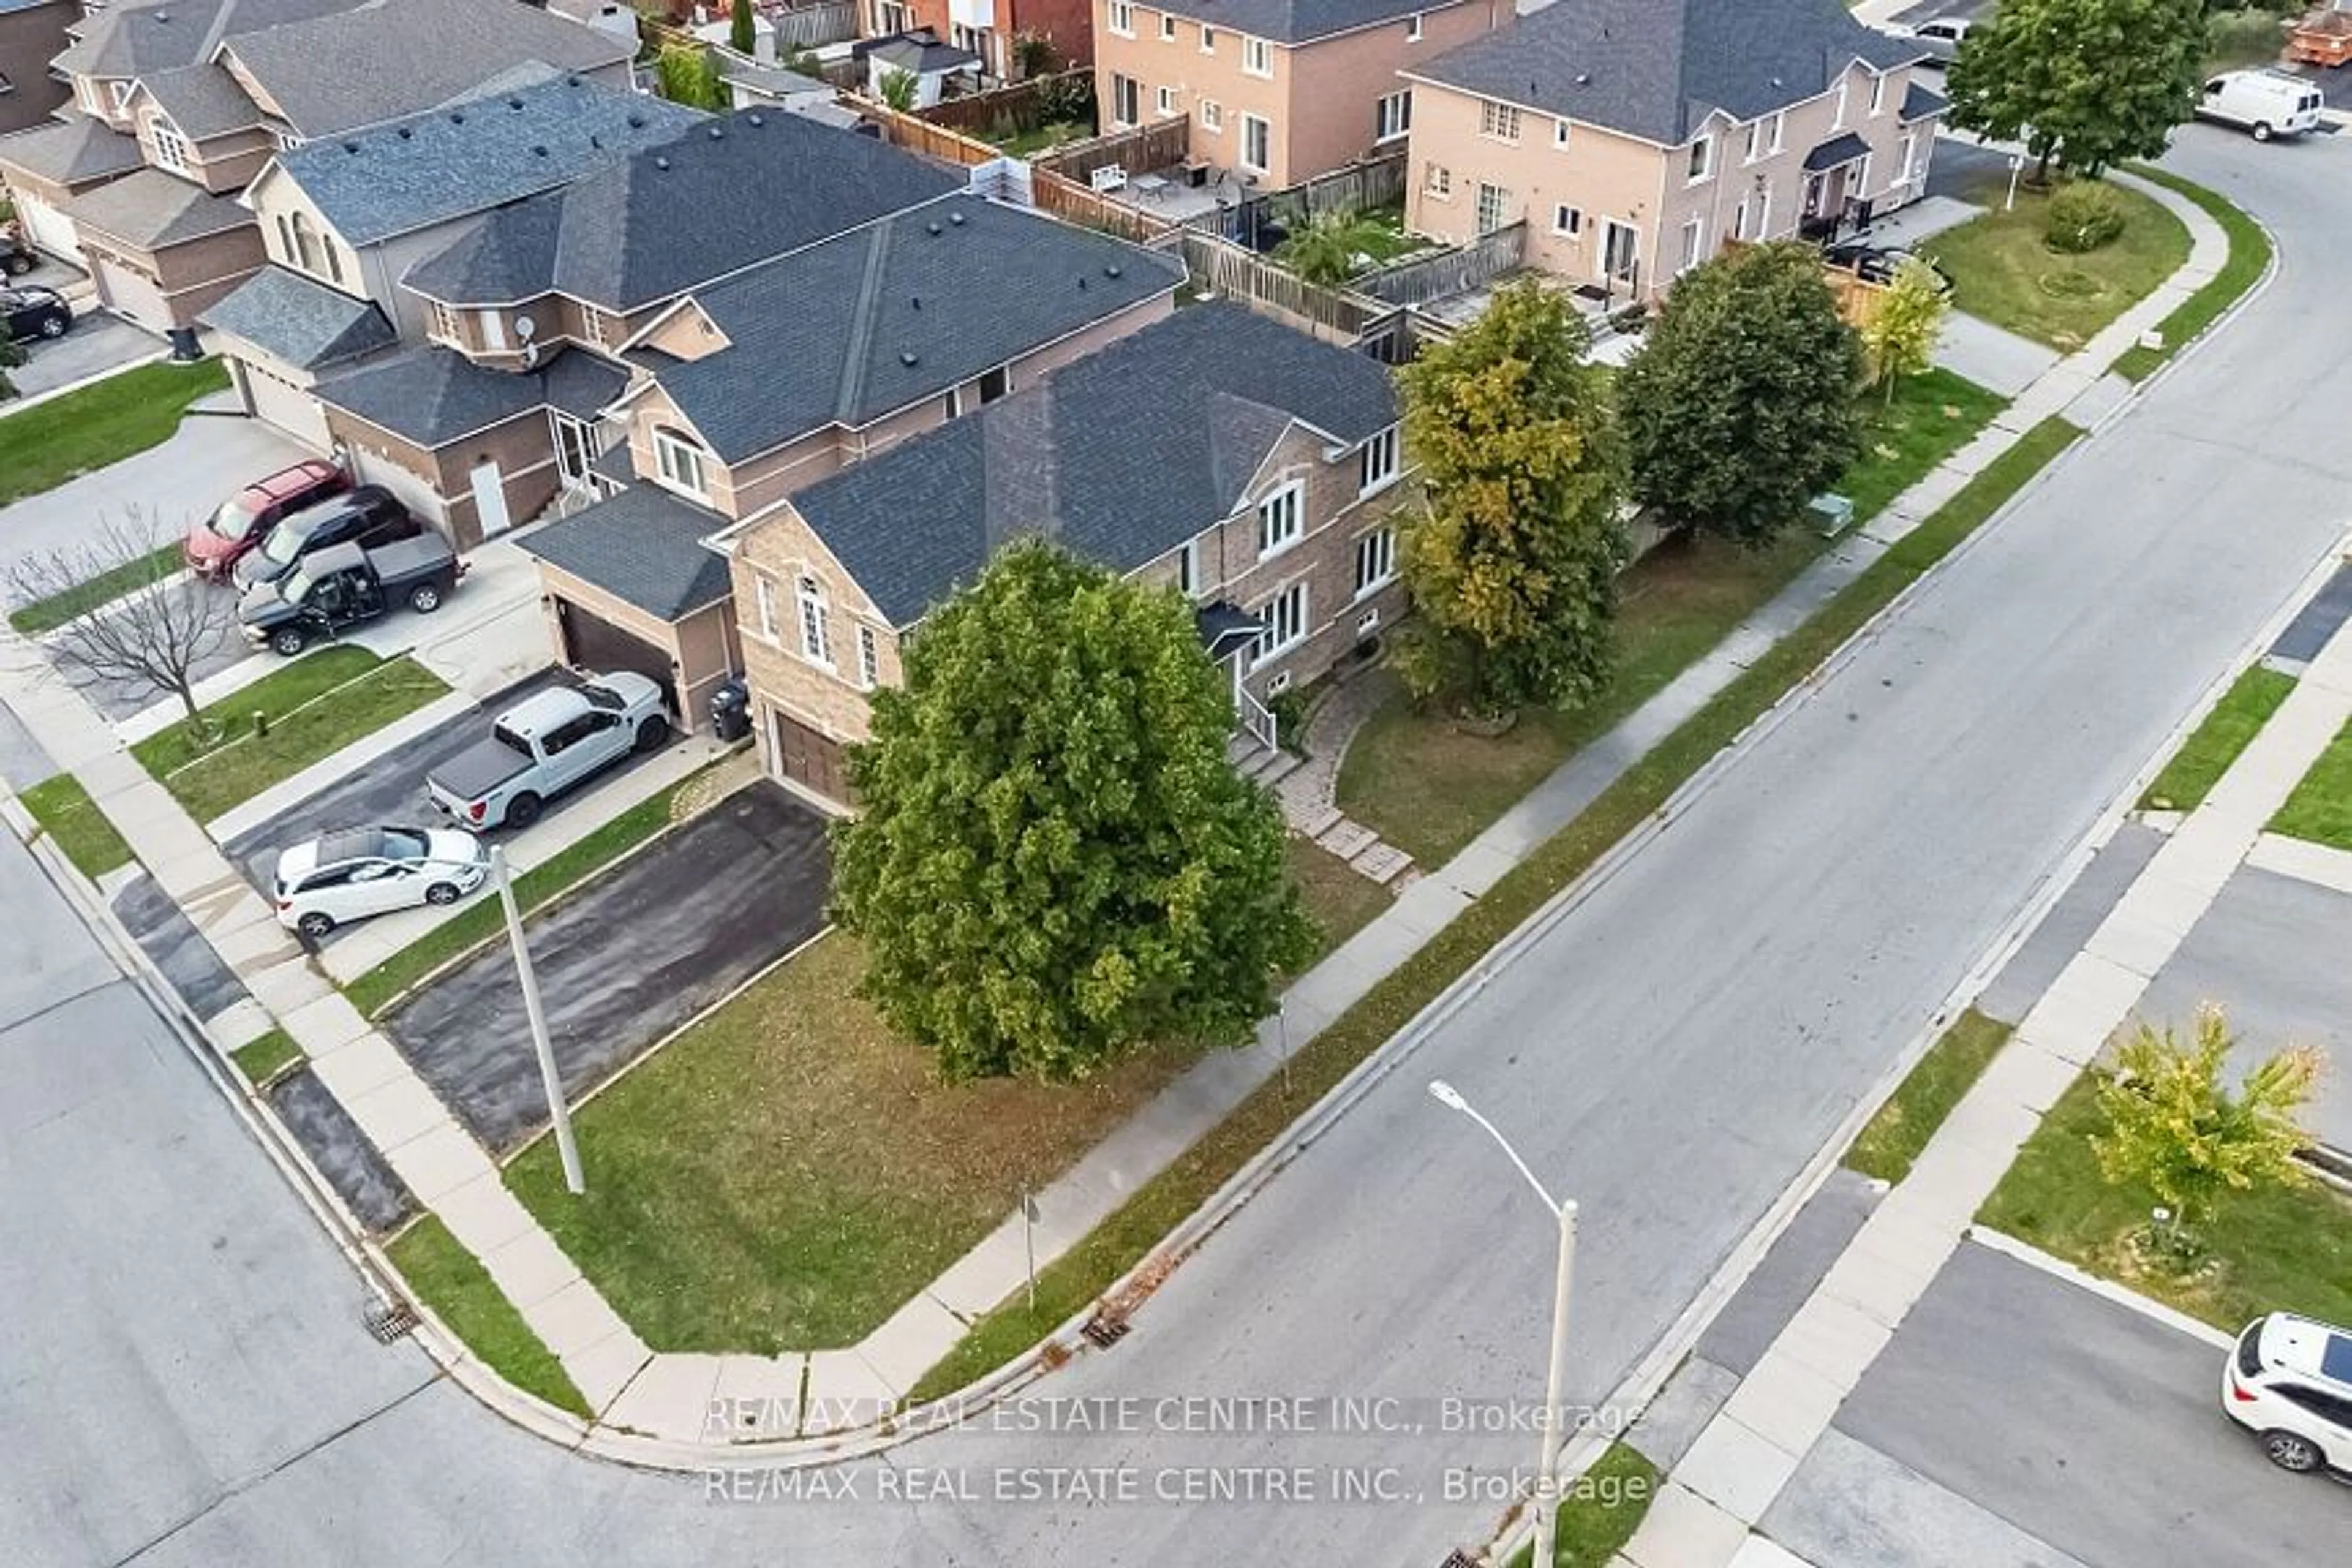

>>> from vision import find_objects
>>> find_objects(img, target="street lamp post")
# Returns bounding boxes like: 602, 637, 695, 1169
1427, 1079, 1578, 1568
493, 844, 582, 1194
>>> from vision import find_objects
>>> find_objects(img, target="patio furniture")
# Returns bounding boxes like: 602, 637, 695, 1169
1133, 173, 1170, 196
1090, 164, 1128, 194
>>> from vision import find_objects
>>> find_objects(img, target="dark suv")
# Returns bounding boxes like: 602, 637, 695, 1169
234, 484, 421, 589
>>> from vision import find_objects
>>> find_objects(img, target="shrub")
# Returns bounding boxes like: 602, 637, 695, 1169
2046, 180, 2129, 252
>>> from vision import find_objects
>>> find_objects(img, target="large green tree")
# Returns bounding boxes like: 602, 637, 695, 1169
1946, 0, 2205, 179
831, 541, 1314, 1082
1394, 280, 1629, 717
1619, 241, 1863, 548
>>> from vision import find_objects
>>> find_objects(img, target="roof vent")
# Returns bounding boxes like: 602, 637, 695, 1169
708, 124, 723, 139
948, 210, 966, 225
567, 75, 582, 87
899, 350, 918, 366
451, 110, 466, 124
925, 220, 942, 236
1573, 72, 1590, 86
747, 113, 764, 127
342, 140, 360, 153
1105, 263, 1122, 278
1077, 274, 1088, 288
590, 134, 601, 149
626, 111, 645, 129
509, 97, 524, 110
397, 126, 412, 139
533, 145, 548, 157
655, 155, 671, 170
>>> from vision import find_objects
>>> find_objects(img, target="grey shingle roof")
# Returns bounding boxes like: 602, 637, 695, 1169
1800, 130, 1869, 172
1900, 79, 1948, 123
134, 62, 264, 139
869, 36, 979, 74
643, 197, 1184, 465
271, 75, 700, 247
718, 62, 834, 100
314, 343, 611, 447
216, 0, 631, 138
53, 0, 364, 79
67, 167, 254, 248
1409, 0, 1924, 146
786, 302, 1398, 627
0, 116, 146, 184
400, 107, 964, 312
200, 263, 395, 369
1144, 0, 1429, 48
540, 349, 628, 418
516, 484, 734, 620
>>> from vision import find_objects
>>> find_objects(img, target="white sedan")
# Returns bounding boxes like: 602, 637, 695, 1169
274, 825, 489, 940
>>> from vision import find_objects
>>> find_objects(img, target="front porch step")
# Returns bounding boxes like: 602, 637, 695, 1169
1226, 736, 1301, 787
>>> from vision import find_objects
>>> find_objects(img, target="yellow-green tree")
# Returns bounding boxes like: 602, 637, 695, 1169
1860, 258, 1950, 407
1395, 281, 1628, 718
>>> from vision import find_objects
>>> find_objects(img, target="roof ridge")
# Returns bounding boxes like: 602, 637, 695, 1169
832, 213, 899, 425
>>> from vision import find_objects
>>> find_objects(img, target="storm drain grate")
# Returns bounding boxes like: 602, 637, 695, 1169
365, 1295, 420, 1343
1079, 1313, 1131, 1349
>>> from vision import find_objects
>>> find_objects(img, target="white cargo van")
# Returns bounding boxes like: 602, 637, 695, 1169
2195, 70, 2324, 141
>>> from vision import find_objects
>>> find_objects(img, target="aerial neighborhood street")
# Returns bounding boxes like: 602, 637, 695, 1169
4, 0, 2351, 1564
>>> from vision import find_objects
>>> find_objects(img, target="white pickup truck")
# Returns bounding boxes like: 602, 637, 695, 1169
427, 671, 671, 831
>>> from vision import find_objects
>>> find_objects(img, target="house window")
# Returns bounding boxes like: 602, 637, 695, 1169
1768, 111, 1785, 154
107, 80, 130, 114
1157, 84, 1177, 117
1200, 98, 1223, 133
1375, 90, 1411, 143
1406, 13, 1423, 41
979, 364, 1011, 404
274, 213, 298, 263
428, 299, 460, 344
1856, 151, 1874, 195
1254, 581, 1307, 666
1753, 186, 1773, 239
1242, 36, 1271, 77
1687, 135, 1713, 183
1898, 132, 1917, 184
1679, 215, 1705, 273
1423, 161, 1451, 198
942, 384, 962, 420
796, 576, 832, 665
654, 427, 710, 499
1744, 120, 1763, 163
148, 119, 190, 175
1553, 204, 1581, 238
1354, 529, 1396, 596
1256, 481, 1302, 556
1200, 23, 1215, 51
1833, 80, 1848, 128
856, 625, 881, 688
1108, 1, 1134, 37
1479, 100, 1521, 141
1473, 182, 1509, 236
878, 0, 912, 28
1241, 113, 1270, 173
755, 574, 780, 640
1159, 12, 1175, 40
1554, 117, 1571, 149
77, 78, 99, 114
1174, 538, 1198, 595
1734, 197, 1751, 241
1869, 72, 1887, 116
1109, 72, 1139, 127
1357, 425, 1399, 495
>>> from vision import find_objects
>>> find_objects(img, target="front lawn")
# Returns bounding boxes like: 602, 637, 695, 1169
1978, 1071, 2352, 1332
505, 932, 1196, 1353
1923, 181, 2192, 352
18, 772, 134, 879
2139, 665, 2297, 812
1845, 1009, 2012, 1185
1286, 835, 1394, 959
1837, 369, 2005, 525
6, 544, 182, 635
2267, 716, 2352, 853
134, 650, 450, 823
0, 359, 230, 508
387, 1215, 591, 1418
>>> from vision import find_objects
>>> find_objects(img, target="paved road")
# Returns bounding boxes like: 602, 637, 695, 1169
1770, 1242, 2345, 1568
8, 129, 2352, 1566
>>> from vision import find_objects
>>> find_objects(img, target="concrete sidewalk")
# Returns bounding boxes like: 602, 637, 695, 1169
1616, 578, 2352, 1568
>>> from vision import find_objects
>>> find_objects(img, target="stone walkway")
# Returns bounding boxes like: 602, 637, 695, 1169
1272, 671, 1419, 888
1617, 563, 2352, 1568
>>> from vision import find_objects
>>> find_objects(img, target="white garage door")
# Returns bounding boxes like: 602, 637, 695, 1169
233, 357, 330, 451
13, 192, 78, 262
350, 447, 448, 530
91, 252, 170, 334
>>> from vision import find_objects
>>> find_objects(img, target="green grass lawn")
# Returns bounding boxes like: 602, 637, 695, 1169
912, 417, 2089, 1407
1978, 1071, 2352, 1332
6, 544, 183, 635
0, 359, 230, 508
2267, 716, 2352, 852
1839, 369, 2005, 525
2139, 665, 2297, 812
230, 1028, 304, 1086
386, 1215, 591, 1418
1508, 1444, 1660, 1568
1286, 836, 1394, 960
1845, 1010, 2013, 1184
344, 769, 717, 1017
1923, 180, 2192, 352
2111, 165, 2273, 381
506, 933, 1197, 1353
135, 652, 450, 823
990, 118, 1091, 157
17, 772, 134, 879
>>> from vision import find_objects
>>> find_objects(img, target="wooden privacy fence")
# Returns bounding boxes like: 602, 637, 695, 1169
1031, 168, 1175, 241
851, 94, 1008, 167
762, 1, 859, 50
917, 70, 1091, 135
1172, 230, 1393, 344
1357, 222, 1526, 307
1035, 118, 1191, 184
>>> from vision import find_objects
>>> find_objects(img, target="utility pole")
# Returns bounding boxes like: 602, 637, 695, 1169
494, 845, 582, 1194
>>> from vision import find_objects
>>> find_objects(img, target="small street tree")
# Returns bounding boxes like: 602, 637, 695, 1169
728, 0, 756, 55
878, 66, 919, 113
831, 541, 1314, 1082
1860, 258, 1951, 407
1393, 279, 1629, 718
655, 43, 725, 110
6, 510, 232, 724
1946, 0, 2206, 179
1619, 240, 1863, 548
2094, 1004, 2320, 1241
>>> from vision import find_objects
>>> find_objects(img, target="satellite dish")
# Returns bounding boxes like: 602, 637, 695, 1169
515, 315, 537, 340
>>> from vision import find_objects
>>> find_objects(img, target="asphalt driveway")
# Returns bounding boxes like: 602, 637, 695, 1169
4, 312, 159, 404
379, 780, 832, 1153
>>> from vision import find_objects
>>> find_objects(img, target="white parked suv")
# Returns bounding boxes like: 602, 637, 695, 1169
2222, 1311, 2352, 1474
274, 825, 489, 939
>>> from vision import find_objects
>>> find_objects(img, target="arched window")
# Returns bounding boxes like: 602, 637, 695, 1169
652, 426, 710, 499
289, 212, 342, 285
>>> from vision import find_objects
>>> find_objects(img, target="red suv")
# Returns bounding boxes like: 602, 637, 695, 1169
185, 459, 350, 581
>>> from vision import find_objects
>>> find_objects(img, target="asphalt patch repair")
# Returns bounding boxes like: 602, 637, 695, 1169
382, 780, 832, 1153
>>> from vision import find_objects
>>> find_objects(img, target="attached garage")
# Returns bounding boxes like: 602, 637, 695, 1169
767, 707, 851, 806
0, 119, 146, 268
552, 596, 679, 714
229, 356, 334, 451
87, 247, 171, 334
200, 266, 396, 457
12, 191, 79, 262
347, 442, 449, 528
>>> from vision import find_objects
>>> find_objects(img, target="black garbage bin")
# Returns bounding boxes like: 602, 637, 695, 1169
710, 677, 752, 743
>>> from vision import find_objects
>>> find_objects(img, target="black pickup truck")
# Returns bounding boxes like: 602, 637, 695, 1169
238, 534, 466, 656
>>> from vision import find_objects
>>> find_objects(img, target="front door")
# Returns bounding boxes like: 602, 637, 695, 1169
1600, 220, 1640, 286
551, 413, 594, 488
470, 458, 511, 537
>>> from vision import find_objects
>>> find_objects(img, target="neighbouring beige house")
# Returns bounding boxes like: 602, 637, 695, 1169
1092, 0, 1500, 187
728, 302, 1409, 805
1403, 0, 1943, 298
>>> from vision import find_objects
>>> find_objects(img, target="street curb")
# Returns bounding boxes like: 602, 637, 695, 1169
2106, 169, 2282, 404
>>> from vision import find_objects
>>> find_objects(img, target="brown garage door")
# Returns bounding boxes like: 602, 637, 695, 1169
771, 709, 851, 806
554, 598, 680, 716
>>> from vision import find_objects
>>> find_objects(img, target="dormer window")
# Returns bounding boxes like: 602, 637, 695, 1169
288, 211, 342, 285
796, 575, 832, 666
1687, 135, 1714, 184
107, 80, 131, 115
146, 115, 190, 175
653, 426, 711, 499
1257, 480, 1303, 557
1357, 426, 1399, 495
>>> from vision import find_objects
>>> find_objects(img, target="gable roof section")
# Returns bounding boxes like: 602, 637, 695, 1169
213, 0, 631, 139
54, 0, 364, 79
200, 264, 394, 369
516, 484, 735, 621
313, 343, 619, 447
132, 61, 265, 139
640, 198, 1184, 466
0, 116, 146, 185
1144, 0, 1431, 48
1409, 0, 1922, 146
1900, 79, 1947, 123
399, 108, 963, 312
67, 165, 254, 248
270, 75, 701, 247
786, 303, 1398, 627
